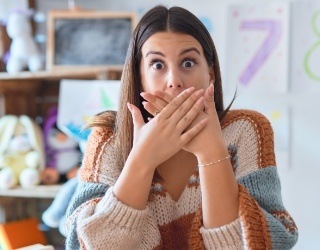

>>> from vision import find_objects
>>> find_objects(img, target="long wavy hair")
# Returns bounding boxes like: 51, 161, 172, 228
88, 5, 233, 166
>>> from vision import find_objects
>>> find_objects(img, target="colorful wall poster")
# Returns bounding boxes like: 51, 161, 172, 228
57, 79, 121, 142
290, 1, 320, 93
226, 2, 290, 94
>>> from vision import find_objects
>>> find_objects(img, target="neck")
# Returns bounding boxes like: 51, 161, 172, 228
156, 150, 197, 182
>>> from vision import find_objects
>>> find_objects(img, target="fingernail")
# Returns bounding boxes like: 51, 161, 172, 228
142, 101, 147, 106
195, 89, 204, 97
140, 92, 146, 97
196, 96, 204, 106
186, 87, 195, 93
209, 83, 214, 96
127, 102, 132, 111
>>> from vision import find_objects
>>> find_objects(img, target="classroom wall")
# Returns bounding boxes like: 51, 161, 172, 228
30, 0, 320, 249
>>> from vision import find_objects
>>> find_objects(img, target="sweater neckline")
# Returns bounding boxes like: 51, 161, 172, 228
151, 167, 200, 203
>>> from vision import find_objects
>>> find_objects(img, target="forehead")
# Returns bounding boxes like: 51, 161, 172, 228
141, 32, 203, 55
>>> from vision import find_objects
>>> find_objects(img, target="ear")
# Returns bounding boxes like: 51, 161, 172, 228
0, 115, 18, 154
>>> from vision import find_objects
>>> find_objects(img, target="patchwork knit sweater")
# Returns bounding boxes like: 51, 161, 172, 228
65, 109, 298, 249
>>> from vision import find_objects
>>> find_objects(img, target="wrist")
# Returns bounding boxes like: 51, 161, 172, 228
197, 154, 231, 167
195, 142, 229, 165
125, 149, 156, 176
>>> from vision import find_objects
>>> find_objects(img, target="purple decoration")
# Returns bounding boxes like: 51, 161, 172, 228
239, 20, 282, 85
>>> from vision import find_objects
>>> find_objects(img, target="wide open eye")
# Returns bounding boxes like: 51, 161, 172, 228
151, 60, 165, 70
181, 59, 195, 68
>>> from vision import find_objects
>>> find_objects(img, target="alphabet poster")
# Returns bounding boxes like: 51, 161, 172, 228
226, 2, 290, 94
290, 1, 320, 93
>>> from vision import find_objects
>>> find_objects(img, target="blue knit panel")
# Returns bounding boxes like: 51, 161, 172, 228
65, 181, 109, 250
238, 166, 284, 212
263, 210, 298, 250
238, 167, 298, 248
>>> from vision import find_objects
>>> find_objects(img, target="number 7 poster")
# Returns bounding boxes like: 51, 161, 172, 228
226, 2, 289, 94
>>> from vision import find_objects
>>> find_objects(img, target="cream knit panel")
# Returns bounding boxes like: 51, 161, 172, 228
96, 140, 122, 186
75, 187, 160, 250
149, 184, 201, 226
200, 218, 243, 250
222, 119, 260, 179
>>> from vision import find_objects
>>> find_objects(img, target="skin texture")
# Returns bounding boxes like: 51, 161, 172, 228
113, 32, 239, 229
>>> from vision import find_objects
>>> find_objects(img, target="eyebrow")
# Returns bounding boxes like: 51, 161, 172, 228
145, 47, 201, 57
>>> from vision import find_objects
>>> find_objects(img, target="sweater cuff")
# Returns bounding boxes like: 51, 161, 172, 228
95, 186, 149, 230
200, 218, 243, 249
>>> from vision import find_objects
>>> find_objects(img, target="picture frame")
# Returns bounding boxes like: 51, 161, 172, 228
46, 10, 136, 71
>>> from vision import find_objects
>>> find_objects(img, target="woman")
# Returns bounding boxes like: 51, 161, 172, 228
66, 5, 298, 249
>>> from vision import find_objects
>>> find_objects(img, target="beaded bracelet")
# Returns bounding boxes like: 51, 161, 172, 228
198, 155, 231, 167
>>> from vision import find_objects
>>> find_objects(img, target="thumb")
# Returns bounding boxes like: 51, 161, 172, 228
127, 103, 145, 129
204, 83, 215, 114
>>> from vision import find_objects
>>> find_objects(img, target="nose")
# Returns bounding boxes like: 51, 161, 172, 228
167, 68, 183, 89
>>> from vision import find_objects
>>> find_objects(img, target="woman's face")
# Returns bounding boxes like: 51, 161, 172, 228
140, 31, 214, 97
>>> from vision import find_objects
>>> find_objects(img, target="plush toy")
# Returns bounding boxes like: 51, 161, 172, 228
6, 9, 43, 73
42, 133, 88, 236
0, 115, 45, 189
42, 176, 78, 237
40, 107, 81, 185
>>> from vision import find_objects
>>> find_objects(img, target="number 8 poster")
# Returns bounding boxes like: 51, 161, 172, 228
226, 2, 289, 94
290, 1, 320, 93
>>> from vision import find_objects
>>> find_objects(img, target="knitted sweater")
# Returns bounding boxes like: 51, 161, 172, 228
65, 109, 298, 249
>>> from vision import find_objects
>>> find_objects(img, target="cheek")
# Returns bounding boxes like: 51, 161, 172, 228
140, 71, 163, 92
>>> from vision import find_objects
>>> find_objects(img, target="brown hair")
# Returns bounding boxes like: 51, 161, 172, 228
88, 5, 233, 166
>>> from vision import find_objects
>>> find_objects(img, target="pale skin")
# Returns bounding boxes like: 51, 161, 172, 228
113, 32, 239, 228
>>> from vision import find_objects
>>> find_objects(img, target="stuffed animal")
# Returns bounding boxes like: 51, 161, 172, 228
42, 133, 88, 236
0, 115, 45, 189
41, 107, 81, 185
42, 177, 78, 237
6, 10, 42, 73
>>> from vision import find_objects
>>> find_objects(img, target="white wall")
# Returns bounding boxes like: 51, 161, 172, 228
35, 0, 320, 249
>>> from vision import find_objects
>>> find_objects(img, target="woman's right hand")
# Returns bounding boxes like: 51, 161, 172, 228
127, 87, 207, 171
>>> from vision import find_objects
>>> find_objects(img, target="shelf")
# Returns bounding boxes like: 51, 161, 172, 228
0, 185, 61, 199
0, 67, 122, 81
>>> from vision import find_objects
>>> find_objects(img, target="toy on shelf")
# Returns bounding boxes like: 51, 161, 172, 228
40, 106, 81, 185
6, 9, 43, 73
0, 115, 45, 189
42, 177, 78, 237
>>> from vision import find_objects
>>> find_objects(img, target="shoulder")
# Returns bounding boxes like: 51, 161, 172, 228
79, 115, 117, 184
221, 109, 276, 175
221, 109, 272, 131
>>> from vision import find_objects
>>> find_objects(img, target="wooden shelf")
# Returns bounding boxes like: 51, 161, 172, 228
0, 67, 122, 117
0, 67, 122, 81
0, 185, 61, 199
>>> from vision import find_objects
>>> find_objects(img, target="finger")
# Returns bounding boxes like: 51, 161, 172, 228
142, 101, 160, 117
140, 92, 168, 110
176, 96, 204, 133
180, 118, 208, 145
152, 90, 174, 104
160, 87, 195, 119
204, 83, 215, 114
169, 89, 204, 123
127, 103, 145, 129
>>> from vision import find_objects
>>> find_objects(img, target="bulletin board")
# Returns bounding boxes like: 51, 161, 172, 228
46, 10, 136, 70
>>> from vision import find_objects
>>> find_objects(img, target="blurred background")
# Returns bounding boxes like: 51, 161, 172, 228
0, 0, 319, 249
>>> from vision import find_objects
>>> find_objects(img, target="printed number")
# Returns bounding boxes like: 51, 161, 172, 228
239, 20, 282, 85
304, 11, 320, 82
